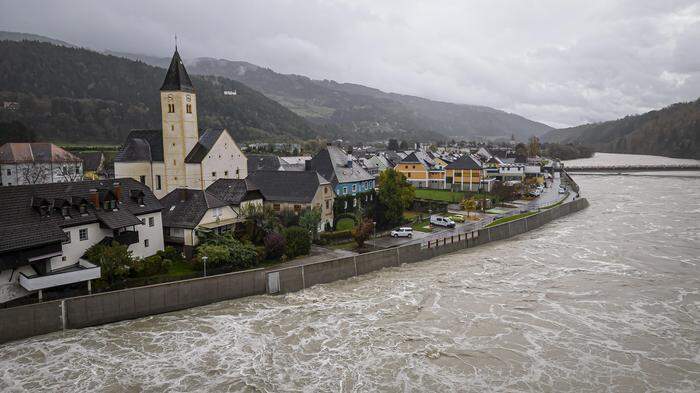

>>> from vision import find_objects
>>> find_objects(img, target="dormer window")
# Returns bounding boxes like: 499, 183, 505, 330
61, 206, 70, 218
79, 203, 87, 215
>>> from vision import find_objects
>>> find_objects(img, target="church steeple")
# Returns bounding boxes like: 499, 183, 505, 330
160, 49, 195, 92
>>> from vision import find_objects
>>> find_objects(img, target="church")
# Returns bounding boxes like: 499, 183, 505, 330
115, 49, 247, 199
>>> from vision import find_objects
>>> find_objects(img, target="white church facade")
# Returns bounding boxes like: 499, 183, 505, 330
115, 49, 247, 199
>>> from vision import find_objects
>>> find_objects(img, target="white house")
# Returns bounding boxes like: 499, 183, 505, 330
0, 179, 164, 304
0, 143, 83, 186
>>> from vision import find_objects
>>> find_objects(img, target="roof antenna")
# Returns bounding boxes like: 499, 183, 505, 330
174, 34, 178, 51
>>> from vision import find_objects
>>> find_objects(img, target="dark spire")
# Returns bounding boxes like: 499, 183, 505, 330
160, 49, 195, 92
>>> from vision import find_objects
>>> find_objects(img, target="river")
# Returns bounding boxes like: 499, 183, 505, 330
1, 154, 699, 392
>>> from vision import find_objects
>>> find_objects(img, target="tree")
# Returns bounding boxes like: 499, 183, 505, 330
387, 138, 399, 151
197, 233, 258, 269
84, 241, 134, 285
283, 226, 311, 258
299, 207, 322, 240
264, 232, 286, 260
399, 140, 409, 149
377, 168, 415, 227
528, 136, 540, 157
461, 198, 478, 218
515, 143, 528, 162
240, 203, 279, 243
352, 218, 374, 248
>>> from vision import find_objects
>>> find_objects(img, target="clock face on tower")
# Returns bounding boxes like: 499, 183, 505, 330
186, 95, 191, 102
167, 94, 173, 101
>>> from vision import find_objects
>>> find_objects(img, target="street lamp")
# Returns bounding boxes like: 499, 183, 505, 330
372, 221, 377, 249
202, 256, 208, 277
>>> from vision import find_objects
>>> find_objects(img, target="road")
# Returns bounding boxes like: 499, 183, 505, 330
367, 177, 573, 249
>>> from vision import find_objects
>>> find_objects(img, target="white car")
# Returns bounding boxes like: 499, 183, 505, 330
391, 227, 413, 238
430, 215, 456, 228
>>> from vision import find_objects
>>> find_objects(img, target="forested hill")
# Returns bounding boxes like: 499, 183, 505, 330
113, 53, 553, 142
0, 41, 324, 144
542, 99, 700, 159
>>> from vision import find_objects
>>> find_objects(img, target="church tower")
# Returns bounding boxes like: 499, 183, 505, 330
160, 48, 198, 193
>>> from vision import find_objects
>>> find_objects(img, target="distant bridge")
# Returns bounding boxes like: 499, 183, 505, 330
565, 165, 700, 172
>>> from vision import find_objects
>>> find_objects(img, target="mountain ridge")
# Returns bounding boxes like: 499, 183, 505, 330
542, 99, 700, 159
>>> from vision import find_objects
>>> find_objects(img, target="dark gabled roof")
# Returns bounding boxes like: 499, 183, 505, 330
207, 178, 263, 205
445, 154, 483, 170
305, 145, 373, 187
0, 178, 161, 268
400, 151, 436, 169
159, 188, 229, 229
76, 152, 104, 172
184, 129, 225, 163
247, 171, 329, 204
247, 154, 281, 172
114, 129, 163, 162
160, 49, 195, 92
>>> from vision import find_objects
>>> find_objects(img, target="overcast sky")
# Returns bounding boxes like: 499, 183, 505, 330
2, 0, 699, 128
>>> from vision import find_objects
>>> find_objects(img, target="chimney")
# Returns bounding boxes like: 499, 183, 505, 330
179, 188, 188, 202
89, 189, 99, 208
347, 159, 353, 168
113, 182, 121, 203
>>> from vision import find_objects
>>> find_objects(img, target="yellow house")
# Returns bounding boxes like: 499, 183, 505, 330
395, 151, 446, 189
445, 154, 485, 191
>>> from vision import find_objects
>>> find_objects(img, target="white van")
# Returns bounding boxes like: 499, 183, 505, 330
430, 215, 456, 228
391, 227, 413, 238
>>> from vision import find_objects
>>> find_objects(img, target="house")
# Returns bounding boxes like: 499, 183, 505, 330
159, 188, 240, 257
445, 154, 487, 191
0, 179, 164, 304
76, 151, 105, 180
395, 151, 446, 189
247, 170, 334, 231
207, 178, 265, 218
0, 143, 83, 186
367, 154, 392, 174
247, 154, 282, 172
305, 145, 375, 196
114, 49, 248, 198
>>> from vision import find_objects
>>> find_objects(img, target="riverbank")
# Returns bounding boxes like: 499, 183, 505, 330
0, 198, 589, 344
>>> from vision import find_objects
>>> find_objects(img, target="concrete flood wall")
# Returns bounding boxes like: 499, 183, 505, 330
0, 198, 588, 345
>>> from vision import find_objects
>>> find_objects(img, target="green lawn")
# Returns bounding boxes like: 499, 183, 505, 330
336, 217, 356, 231
411, 219, 433, 232
329, 241, 358, 251
486, 212, 537, 227
414, 189, 467, 202
167, 259, 197, 276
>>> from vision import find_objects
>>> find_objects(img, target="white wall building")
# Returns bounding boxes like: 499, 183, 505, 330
0, 143, 83, 186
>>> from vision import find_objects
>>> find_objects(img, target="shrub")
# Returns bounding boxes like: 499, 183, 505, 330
196, 243, 231, 267
131, 254, 171, 277
84, 241, 134, 285
284, 226, 311, 258
319, 230, 352, 242
254, 245, 267, 263
352, 219, 374, 248
264, 232, 286, 260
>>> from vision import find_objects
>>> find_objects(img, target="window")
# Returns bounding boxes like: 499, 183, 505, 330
352, 184, 357, 192
186, 104, 192, 114
407, 173, 412, 178
144, 239, 150, 248
79, 203, 87, 215
79, 228, 88, 241
171, 125, 174, 131
62, 256, 67, 262
412, 165, 416, 169
63, 231, 71, 244
6, 169, 10, 176
156, 175, 162, 190
273, 204, 281, 211
325, 200, 330, 209
148, 217, 155, 227
139, 175, 146, 184
212, 171, 217, 178
294, 204, 301, 212
353, 199, 357, 207
343, 186, 348, 195
224, 171, 229, 176
324, 187, 328, 194
168, 103, 175, 113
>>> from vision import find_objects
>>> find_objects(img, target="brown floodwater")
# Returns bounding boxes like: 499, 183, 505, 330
1, 166, 699, 392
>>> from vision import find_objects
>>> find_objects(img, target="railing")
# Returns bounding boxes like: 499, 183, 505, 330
114, 230, 139, 245
422, 230, 479, 249
19, 259, 101, 291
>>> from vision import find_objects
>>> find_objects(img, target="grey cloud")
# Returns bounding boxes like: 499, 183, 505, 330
1, 0, 698, 128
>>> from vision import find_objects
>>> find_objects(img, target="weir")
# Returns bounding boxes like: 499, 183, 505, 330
0, 198, 590, 344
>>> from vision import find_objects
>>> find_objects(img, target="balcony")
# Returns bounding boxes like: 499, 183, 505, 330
113, 230, 139, 245
19, 259, 101, 291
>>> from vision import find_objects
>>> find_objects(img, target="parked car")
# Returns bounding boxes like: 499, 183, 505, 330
451, 214, 465, 223
391, 227, 413, 238
430, 215, 456, 228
